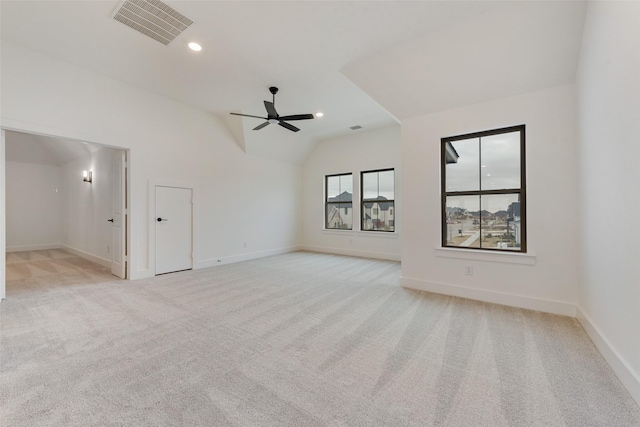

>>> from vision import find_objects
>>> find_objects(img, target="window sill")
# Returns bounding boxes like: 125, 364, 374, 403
434, 247, 536, 265
322, 229, 355, 235
356, 231, 399, 239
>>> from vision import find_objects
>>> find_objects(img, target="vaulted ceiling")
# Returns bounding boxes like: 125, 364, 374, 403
1, 1, 586, 164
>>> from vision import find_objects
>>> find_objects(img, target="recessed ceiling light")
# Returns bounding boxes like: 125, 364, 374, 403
188, 42, 202, 52
315, 112, 324, 118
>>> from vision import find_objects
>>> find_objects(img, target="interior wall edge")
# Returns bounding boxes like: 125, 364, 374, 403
400, 276, 577, 317
59, 244, 111, 269
577, 305, 640, 407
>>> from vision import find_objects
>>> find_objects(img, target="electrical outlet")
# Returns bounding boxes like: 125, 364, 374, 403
243, 242, 247, 248
465, 266, 474, 276
107, 246, 110, 253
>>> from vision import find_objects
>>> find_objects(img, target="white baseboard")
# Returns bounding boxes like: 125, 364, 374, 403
576, 306, 640, 406
301, 245, 401, 262
131, 270, 154, 280
195, 245, 303, 269
60, 245, 112, 269
7, 244, 61, 252
400, 276, 576, 317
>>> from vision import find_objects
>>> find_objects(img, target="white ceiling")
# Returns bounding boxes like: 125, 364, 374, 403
1, 1, 587, 164
5, 131, 104, 166
343, 1, 587, 121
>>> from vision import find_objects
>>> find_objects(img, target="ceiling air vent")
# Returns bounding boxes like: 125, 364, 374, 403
112, 0, 193, 46
350, 125, 363, 131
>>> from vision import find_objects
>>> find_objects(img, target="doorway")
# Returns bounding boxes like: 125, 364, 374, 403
1, 128, 130, 299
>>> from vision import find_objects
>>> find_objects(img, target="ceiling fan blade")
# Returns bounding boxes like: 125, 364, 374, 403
278, 114, 315, 121
253, 121, 270, 131
278, 121, 300, 132
264, 101, 278, 118
230, 112, 268, 120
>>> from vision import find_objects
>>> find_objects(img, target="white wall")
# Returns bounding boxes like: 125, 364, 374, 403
60, 147, 115, 265
575, 1, 640, 403
6, 161, 61, 251
302, 125, 401, 260
401, 84, 580, 316
1, 42, 302, 280
5, 147, 118, 266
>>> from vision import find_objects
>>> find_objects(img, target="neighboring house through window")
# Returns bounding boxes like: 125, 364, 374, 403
325, 173, 353, 230
361, 169, 395, 232
441, 125, 526, 251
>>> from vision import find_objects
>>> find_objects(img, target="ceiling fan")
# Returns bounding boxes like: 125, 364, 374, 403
230, 87, 314, 132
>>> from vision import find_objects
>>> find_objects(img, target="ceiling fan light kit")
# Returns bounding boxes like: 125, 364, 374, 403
230, 87, 314, 132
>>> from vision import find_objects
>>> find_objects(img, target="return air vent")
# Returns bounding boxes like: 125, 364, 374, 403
112, 0, 193, 46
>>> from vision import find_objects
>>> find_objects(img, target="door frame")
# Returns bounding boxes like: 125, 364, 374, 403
148, 180, 199, 276
111, 150, 127, 278
1, 130, 6, 300
0, 123, 131, 300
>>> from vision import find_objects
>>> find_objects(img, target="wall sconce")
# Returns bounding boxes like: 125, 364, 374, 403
83, 170, 93, 183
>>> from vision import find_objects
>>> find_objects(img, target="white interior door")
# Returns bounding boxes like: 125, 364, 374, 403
111, 151, 126, 278
156, 186, 193, 275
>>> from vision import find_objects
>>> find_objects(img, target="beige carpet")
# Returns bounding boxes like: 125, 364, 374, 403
1, 250, 639, 426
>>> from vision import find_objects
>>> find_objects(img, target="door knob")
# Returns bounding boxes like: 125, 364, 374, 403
107, 218, 114, 222
157, 217, 168, 222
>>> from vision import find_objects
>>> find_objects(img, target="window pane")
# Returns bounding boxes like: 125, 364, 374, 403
327, 175, 353, 200
327, 176, 340, 200
326, 174, 352, 230
444, 195, 480, 246
362, 172, 379, 199
479, 194, 522, 250
363, 201, 394, 231
362, 170, 394, 200
326, 203, 353, 229
445, 137, 480, 192
377, 170, 395, 199
327, 174, 353, 201
480, 131, 520, 190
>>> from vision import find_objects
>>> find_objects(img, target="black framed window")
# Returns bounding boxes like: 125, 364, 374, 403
361, 169, 395, 232
325, 173, 353, 230
441, 125, 526, 252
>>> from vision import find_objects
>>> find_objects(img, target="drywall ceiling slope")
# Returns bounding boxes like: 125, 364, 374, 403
342, 1, 587, 121
5, 131, 103, 166
1, 1, 500, 164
